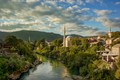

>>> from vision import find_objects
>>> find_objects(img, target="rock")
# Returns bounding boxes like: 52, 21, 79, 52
72, 75, 83, 80
9, 71, 21, 80
64, 76, 73, 80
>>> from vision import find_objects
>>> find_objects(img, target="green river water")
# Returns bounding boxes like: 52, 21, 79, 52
19, 55, 73, 80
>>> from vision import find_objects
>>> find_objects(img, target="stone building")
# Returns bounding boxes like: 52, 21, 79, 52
65, 36, 71, 47
112, 44, 120, 58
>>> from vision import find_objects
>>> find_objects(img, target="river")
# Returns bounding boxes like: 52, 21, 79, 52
19, 55, 73, 80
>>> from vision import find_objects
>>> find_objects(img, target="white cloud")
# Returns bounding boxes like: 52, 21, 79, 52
0, 27, 40, 32
66, 0, 85, 5
59, 22, 99, 36
76, 8, 90, 13
96, 16, 120, 30
60, 0, 65, 2
72, 5, 79, 9
34, 6, 51, 12
66, 5, 79, 11
81, 30, 99, 36
86, 0, 103, 3
96, 16, 120, 28
82, 8, 90, 11
115, 2, 120, 5
77, 15, 93, 21
79, 0, 85, 5
66, 0, 75, 4
96, 0, 103, 3
0, 9, 11, 13
76, 10, 82, 13
12, 0, 39, 3
47, 16, 61, 23
86, 0, 93, 3
0, 28, 26, 32
94, 9, 112, 16
0, 0, 103, 36
0, 20, 43, 26
35, 6, 43, 11
26, 0, 39, 2
60, 23, 78, 33
66, 6, 73, 11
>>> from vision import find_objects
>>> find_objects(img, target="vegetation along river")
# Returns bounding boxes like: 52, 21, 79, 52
19, 55, 73, 80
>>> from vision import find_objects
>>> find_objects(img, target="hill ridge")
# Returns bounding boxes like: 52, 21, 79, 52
0, 30, 62, 41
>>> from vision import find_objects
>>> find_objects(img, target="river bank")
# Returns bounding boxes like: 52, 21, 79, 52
9, 60, 42, 80
16, 54, 89, 80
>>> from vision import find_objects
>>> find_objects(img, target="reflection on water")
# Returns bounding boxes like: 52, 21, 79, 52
19, 55, 72, 80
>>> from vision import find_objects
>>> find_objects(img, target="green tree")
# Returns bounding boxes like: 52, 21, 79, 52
81, 38, 89, 50
5, 35, 18, 47
71, 37, 81, 46
52, 38, 63, 47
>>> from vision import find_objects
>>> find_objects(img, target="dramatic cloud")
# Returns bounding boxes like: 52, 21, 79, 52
60, 23, 99, 36
0, 0, 119, 36
94, 9, 120, 29
96, 16, 120, 28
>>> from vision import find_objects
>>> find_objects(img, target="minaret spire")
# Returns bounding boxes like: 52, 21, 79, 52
63, 25, 66, 47
107, 26, 112, 50
108, 26, 112, 38
64, 25, 66, 37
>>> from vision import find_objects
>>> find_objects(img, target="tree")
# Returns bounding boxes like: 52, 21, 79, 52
71, 37, 81, 46
115, 67, 120, 79
52, 38, 63, 47
81, 38, 89, 50
4, 36, 18, 47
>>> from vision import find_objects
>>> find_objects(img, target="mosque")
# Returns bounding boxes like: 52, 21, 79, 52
63, 26, 71, 47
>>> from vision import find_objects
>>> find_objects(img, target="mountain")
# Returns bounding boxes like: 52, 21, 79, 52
68, 34, 83, 38
0, 30, 63, 41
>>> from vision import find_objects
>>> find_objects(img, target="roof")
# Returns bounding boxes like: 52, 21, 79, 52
66, 36, 72, 38
112, 44, 120, 48
102, 53, 118, 57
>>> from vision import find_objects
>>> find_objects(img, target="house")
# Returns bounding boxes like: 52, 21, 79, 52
112, 44, 120, 59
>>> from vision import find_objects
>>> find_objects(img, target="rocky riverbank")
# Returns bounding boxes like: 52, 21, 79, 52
9, 60, 42, 80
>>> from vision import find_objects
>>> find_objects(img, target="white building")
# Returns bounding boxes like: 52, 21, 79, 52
106, 39, 112, 45
65, 36, 71, 47
63, 36, 72, 47
112, 44, 120, 56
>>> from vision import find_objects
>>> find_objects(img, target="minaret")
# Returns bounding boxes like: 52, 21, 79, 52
108, 26, 112, 38
107, 26, 112, 50
63, 26, 66, 47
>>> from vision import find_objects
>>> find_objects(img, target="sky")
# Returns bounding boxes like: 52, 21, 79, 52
0, 0, 120, 36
